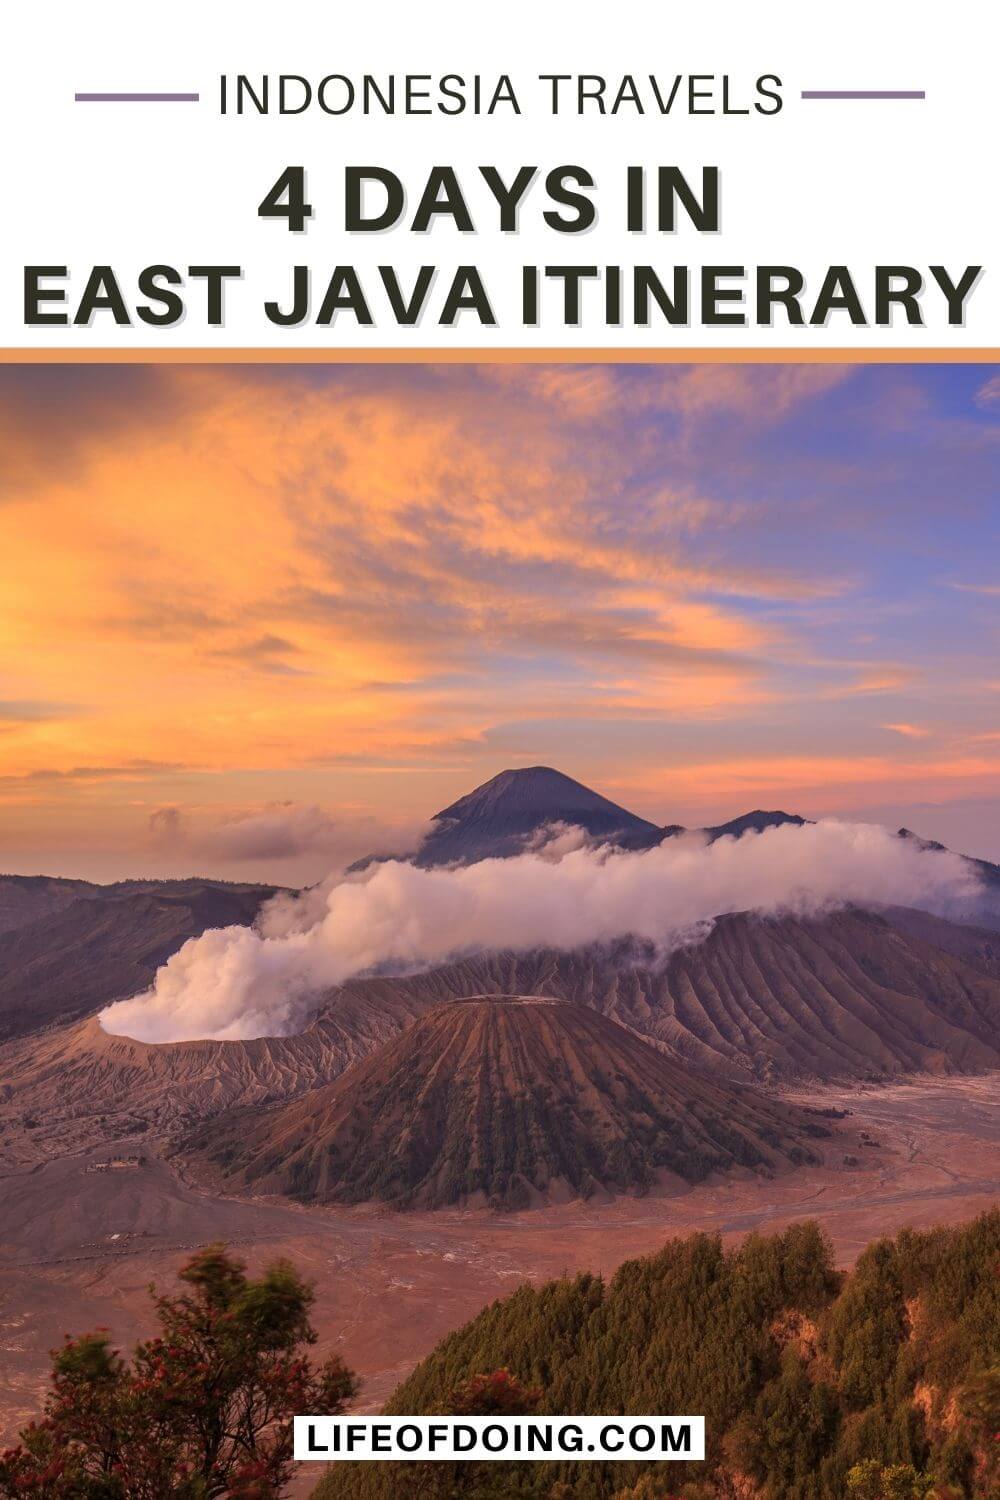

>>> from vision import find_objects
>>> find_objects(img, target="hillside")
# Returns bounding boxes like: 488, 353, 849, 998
0, 881, 280, 1041
315, 1209, 1000, 1500
339, 906, 1000, 1084
883, 904, 1000, 980
0, 875, 96, 935
0, 970, 432, 1167
189, 997, 832, 1209
898, 825, 1000, 891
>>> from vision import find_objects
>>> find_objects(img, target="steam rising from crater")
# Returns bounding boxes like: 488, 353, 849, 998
100, 820, 985, 1043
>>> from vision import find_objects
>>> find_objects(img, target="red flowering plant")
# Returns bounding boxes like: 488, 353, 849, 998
0, 1245, 357, 1498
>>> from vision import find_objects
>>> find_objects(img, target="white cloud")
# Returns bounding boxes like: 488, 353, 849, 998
101, 819, 984, 1043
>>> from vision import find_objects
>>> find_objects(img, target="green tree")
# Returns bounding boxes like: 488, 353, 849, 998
409, 1369, 546, 1500
609, 1477, 684, 1499
957, 1364, 1000, 1493
846, 1459, 937, 1498
314, 1211, 1000, 1500
0, 1245, 357, 1499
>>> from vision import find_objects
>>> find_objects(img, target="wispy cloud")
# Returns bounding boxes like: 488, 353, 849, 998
0, 699, 78, 723
0, 760, 189, 786
947, 580, 1000, 597
208, 634, 310, 676
974, 371, 1000, 408
820, 664, 919, 698
882, 722, 932, 739
147, 799, 431, 870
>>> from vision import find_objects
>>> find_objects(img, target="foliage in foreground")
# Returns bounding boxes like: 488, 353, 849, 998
0, 1245, 356, 1499
315, 1211, 1000, 1500
3, 1214, 996, 1499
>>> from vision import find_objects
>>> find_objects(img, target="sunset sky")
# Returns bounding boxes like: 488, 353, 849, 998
1, 361, 999, 883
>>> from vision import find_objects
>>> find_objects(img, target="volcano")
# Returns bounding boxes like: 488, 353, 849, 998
192, 996, 831, 1210
411, 766, 664, 866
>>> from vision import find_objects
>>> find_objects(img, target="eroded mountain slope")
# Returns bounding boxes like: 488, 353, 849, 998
0, 881, 280, 1041
4, 906, 1000, 1169
190, 997, 831, 1209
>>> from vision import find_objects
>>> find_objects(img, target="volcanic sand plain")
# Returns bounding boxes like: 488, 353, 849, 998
0, 1072, 998, 1469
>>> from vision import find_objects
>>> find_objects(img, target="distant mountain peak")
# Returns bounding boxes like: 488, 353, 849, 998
434, 765, 652, 820
897, 826, 1000, 888
898, 826, 946, 852
388, 768, 819, 868
705, 810, 808, 842
417, 766, 662, 866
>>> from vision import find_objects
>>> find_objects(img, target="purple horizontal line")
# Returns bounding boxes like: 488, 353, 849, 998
75, 92, 199, 102
801, 89, 924, 99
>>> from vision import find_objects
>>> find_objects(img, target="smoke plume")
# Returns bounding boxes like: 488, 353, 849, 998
100, 820, 985, 1043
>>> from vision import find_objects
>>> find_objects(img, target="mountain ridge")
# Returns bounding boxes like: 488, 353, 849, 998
411, 769, 816, 866
5, 903, 1000, 1170
0, 881, 281, 1041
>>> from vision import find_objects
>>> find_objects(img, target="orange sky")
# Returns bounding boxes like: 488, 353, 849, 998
1, 362, 999, 880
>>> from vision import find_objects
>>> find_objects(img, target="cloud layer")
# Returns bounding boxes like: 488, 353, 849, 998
148, 800, 431, 868
100, 819, 984, 1042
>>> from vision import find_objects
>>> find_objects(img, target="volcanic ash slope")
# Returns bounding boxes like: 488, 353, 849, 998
191, 996, 834, 1210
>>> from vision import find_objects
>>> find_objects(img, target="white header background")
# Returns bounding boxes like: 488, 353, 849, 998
3, 0, 998, 349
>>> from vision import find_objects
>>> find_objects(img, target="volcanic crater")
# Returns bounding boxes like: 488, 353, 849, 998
189, 995, 834, 1210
